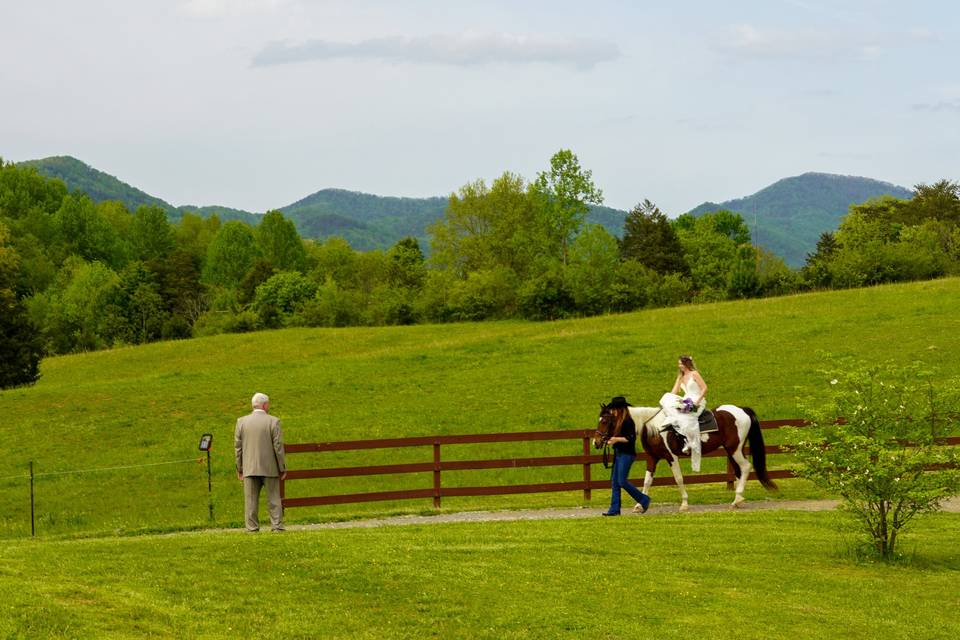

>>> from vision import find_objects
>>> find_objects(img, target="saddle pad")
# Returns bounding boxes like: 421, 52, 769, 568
698, 410, 718, 433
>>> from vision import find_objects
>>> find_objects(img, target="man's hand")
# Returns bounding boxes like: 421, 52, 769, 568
280, 471, 288, 481
237, 471, 243, 480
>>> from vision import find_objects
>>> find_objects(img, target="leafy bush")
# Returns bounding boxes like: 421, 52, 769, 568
789, 359, 960, 559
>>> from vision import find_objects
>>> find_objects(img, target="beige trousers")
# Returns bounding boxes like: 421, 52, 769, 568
243, 476, 284, 531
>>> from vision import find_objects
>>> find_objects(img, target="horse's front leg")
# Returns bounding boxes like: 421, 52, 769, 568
668, 459, 689, 512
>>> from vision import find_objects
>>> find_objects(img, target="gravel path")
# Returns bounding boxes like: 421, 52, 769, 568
282, 496, 960, 532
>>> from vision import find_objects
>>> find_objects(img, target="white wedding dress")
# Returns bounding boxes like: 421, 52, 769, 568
659, 377, 705, 472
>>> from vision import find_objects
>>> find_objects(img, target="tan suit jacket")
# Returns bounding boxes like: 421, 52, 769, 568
235, 409, 286, 477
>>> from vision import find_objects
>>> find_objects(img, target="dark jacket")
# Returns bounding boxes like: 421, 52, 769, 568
612, 418, 637, 456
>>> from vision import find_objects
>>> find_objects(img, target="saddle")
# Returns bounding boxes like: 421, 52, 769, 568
660, 410, 718, 441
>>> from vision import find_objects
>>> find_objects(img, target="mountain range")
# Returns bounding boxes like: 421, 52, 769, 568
688, 173, 913, 266
20, 156, 914, 265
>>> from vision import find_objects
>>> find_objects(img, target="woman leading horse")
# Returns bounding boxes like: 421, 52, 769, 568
595, 397, 777, 511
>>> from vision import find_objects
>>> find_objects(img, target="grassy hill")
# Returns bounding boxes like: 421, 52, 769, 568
1, 277, 957, 538
2, 511, 958, 638
688, 172, 914, 267
19, 156, 629, 251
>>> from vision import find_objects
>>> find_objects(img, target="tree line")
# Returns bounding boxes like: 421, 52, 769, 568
2, 152, 959, 388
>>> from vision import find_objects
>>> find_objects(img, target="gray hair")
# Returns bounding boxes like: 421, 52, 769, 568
251, 392, 270, 409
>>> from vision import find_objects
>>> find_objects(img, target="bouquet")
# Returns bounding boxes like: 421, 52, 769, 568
678, 397, 696, 413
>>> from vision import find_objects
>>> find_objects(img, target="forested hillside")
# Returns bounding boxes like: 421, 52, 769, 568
3, 151, 958, 390
21, 156, 628, 250
689, 172, 913, 266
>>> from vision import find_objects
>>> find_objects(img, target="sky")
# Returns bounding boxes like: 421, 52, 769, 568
2, 0, 959, 215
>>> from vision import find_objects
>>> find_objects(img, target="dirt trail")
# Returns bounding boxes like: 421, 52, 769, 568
280, 496, 960, 532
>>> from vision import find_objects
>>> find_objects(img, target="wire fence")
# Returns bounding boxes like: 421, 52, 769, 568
3, 456, 215, 539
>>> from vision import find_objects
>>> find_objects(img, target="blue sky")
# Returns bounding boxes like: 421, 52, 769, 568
2, 0, 958, 215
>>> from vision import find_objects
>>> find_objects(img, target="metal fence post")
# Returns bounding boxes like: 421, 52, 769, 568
206, 449, 214, 522
29, 461, 35, 537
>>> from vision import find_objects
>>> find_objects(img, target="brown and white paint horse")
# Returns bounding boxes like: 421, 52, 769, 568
595, 402, 777, 511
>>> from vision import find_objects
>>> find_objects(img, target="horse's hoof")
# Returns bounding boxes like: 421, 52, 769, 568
731, 495, 746, 509
678, 503, 689, 512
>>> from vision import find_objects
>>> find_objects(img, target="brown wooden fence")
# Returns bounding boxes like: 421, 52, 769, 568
280, 419, 960, 510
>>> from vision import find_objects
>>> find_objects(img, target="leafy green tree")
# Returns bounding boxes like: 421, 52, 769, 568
103, 262, 167, 345
674, 215, 740, 296
176, 212, 221, 262
608, 259, 654, 312
620, 199, 688, 276
256, 210, 306, 272
238, 260, 276, 306
308, 237, 360, 288
28, 257, 120, 353
53, 194, 126, 268
430, 172, 541, 278
802, 231, 838, 288
0, 221, 42, 388
130, 205, 175, 262
566, 224, 620, 314
518, 267, 574, 321
0, 159, 67, 219
531, 149, 603, 265
387, 237, 426, 289
254, 272, 318, 318
202, 221, 262, 289
908, 179, 960, 226
789, 359, 960, 559
150, 249, 206, 323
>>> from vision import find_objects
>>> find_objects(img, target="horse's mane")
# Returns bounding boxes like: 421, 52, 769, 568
627, 406, 666, 437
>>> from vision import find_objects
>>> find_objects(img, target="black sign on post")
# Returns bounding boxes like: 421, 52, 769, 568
198, 434, 214, 521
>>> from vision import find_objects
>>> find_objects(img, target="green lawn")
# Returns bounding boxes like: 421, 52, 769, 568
3, 277, 959, 537
1, 510, 958, 639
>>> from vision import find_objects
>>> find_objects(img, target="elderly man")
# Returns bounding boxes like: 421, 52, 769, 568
235, 392, 287, 532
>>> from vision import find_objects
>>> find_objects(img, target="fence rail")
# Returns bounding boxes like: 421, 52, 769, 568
281, 419, 804, 509
282, 420, 960, 510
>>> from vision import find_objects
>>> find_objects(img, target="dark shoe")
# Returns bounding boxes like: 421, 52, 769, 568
602, 511, 621, 516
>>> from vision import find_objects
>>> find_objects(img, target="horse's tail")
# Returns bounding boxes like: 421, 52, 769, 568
743, 407, 777, 491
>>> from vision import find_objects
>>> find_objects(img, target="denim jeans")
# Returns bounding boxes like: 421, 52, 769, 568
608, 452, 647, 514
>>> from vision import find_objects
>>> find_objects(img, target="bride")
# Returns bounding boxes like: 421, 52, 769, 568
659, 355, 709, 472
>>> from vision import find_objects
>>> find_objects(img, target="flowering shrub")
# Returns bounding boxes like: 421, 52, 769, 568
787, 359, 960, 559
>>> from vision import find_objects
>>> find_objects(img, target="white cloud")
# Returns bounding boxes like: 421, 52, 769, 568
912, 100, 960, 113
252, 32, 621, 69
713, 24, 938, 62
179, 0, 290, 18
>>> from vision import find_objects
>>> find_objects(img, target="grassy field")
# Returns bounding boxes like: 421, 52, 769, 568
1, 510, 958, 639
2, 277, 959, 537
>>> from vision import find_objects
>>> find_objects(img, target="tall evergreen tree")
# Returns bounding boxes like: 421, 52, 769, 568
620, 199, 689, 276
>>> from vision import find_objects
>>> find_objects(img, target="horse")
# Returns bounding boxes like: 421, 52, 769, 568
594, 401, 777, 511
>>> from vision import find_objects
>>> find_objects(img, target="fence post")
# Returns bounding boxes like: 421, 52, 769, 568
582, 436, 591, 501
206, 449, 214, 522
726, 458, 735, 490
29, 461, 35, 537
433, 442, 441, 509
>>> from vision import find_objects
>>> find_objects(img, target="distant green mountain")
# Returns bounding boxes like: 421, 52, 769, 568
20, 155, 178, 215
688, 172, 913, 267
20, 156, 629, 252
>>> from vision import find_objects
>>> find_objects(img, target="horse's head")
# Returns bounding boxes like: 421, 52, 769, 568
594, 403, 615, 449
